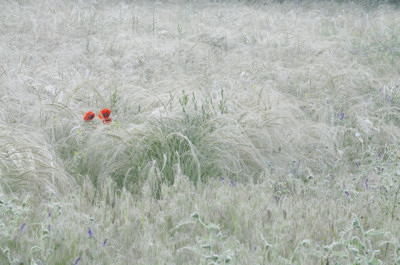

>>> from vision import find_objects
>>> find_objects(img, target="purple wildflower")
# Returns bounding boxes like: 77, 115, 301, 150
103, 239, 108, 247
355, 162, 359, 168
20, 223, 26, 235
221, 177, 225, 182
73, 256, 81, 265
365, 178, 369, 190
378, 151, 382, 158
345, 190, 350, 197
88, 227, 93, 237
340, 113, 345, 120
274, 196, 280, 205
48, 210, 52, 218
230, 180, 236, 187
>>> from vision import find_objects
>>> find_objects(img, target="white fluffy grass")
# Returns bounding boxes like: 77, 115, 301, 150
1, 0, 400, 264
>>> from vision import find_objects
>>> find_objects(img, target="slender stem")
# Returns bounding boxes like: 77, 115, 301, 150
152, 1, 155, 35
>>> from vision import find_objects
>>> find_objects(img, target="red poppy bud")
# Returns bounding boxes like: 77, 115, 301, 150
83, 111, 95, 121
102, 117, 112, 125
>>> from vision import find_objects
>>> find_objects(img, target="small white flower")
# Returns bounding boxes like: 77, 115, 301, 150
355, 133, 363, 143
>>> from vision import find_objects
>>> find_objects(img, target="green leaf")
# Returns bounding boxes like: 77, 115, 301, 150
206, 255, 219, 262
349, 247, 359, 255
363, 229, 384, 237
331, 251, 348, 258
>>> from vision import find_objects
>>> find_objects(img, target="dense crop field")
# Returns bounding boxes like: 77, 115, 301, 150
1, 0, 399, 264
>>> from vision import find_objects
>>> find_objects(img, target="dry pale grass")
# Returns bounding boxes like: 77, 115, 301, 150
1, 0, 399, 264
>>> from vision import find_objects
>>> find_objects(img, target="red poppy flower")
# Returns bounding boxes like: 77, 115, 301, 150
102, 117, 112, 125
83, 111, 95, 121
98, 108, 111, 119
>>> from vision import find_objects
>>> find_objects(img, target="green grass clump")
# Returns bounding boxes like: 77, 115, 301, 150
45, 90, 265, 199
103, 91, 265, 197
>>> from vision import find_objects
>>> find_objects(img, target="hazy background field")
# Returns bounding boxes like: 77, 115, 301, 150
1, 0, 399, 264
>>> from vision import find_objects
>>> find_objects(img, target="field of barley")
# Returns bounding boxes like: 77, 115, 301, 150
1, 0, 399, 264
